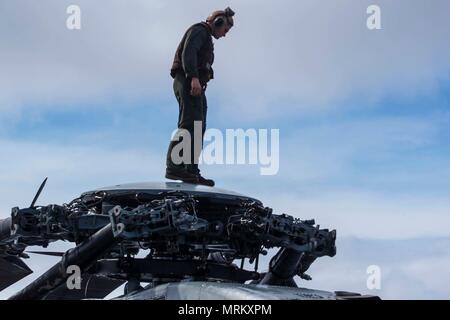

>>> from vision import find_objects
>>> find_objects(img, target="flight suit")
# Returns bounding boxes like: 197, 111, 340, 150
166, 22, 214, 175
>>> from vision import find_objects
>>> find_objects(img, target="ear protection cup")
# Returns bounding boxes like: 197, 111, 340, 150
207, 7, 235, 28
213, 16, 225, 28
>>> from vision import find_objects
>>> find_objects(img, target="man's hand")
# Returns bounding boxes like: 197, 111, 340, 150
190, 77, 202, 97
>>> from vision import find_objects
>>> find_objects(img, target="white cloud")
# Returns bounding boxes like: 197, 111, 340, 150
276, 113, 450, 187
0, 138, 166, 216
1, 0, 450, 300
1, 111, 448, 240
400, 257, 450, 297
0, 242, 73, 300
195, 113, 450, 202
0, 136, 449, 299
307, 236, 450, 299
2, 237, 449, 299
1, 0, 450, 120
264, 191, 450, 240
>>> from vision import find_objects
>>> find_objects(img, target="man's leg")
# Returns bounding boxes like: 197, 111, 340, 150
187, 93, 215, 187
187, 93, 208, 175
166, 88, 185, 173
166, 74, 204, 182
166, 80, 186, 172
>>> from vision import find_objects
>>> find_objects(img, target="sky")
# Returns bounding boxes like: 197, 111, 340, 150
1, 0, 450, 299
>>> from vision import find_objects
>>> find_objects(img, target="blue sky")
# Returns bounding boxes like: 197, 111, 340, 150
1, 0, 450, 299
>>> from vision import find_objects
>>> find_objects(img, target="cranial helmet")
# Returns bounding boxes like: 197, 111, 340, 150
206, 7, 235, 28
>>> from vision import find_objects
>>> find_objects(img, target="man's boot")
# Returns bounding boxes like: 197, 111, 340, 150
196, 174, 215, 187
186, 165, 215, 187
165, 168, 199, 184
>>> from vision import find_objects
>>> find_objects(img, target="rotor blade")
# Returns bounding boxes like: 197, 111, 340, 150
43, 275, 125, 300
30, 177, 48, 208
27, 251, 64, 257
9, 223, 117, 300
0, 256, 33, 291
0, 217, 12, 241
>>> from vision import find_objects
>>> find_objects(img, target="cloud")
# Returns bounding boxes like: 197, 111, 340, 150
194, 112, 450, 201
2, 236, 449, 299
0, 136, 449, 299
0, 138, 166, 216
307, 236, 450, 299
5, 145, 449, 241
261, 189, 450, 240
0, 242, 73, 300
1, 111, 449, 240
1, 0, 450, 121
276, 113, 450, 188
1, 0, 450, 300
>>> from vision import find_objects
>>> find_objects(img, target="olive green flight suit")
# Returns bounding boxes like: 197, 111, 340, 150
166, 22, 214, 174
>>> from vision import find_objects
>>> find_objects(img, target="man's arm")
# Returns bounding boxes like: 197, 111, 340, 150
182, 26, 207, 96
181, 26, 207, 79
